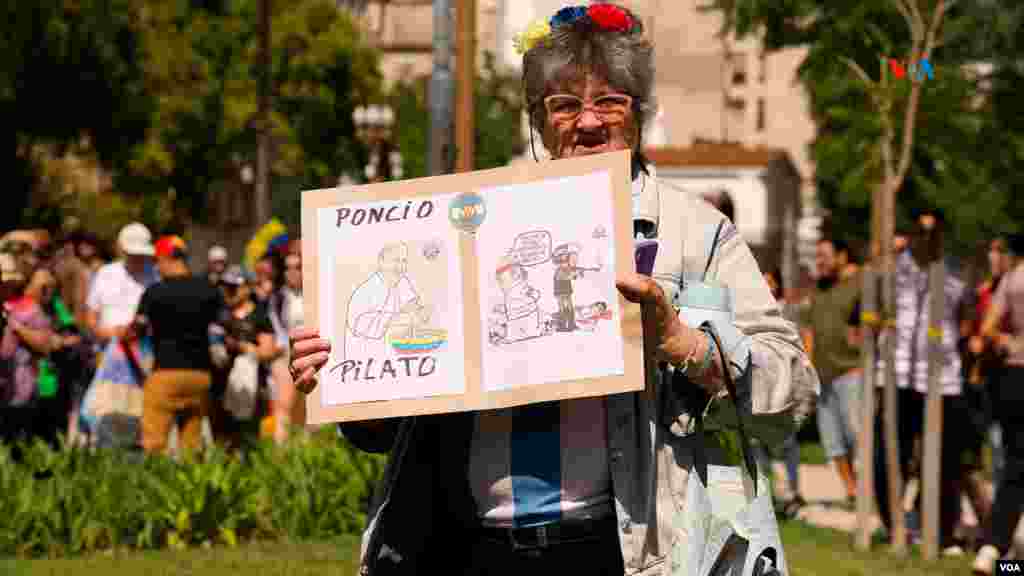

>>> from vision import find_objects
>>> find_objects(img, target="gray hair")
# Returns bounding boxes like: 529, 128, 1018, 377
522, 4, 655, 143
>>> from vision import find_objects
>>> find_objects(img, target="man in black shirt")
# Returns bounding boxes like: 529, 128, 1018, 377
134, 236, 224, 455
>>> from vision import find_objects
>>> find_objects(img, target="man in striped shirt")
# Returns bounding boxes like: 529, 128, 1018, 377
874, 210, 974, 553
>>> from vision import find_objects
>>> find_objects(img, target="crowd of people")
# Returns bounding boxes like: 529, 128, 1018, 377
699, 179, 1024, 571
2, 2, 1023, 574
759, 212, 1024, 573
0, 221, 306, 458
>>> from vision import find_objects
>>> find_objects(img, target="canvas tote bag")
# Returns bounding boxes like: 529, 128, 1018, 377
672, 220, 787, 576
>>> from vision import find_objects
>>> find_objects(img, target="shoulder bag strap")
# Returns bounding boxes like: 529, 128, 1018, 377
702, 321, 759, 496
703, 219, 726, 283
690, 217, 759, 495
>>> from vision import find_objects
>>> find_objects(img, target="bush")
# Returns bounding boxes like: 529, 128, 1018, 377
0, 431, 386, 558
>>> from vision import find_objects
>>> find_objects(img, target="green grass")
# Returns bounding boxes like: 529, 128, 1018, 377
0, 536, 361, 576
2, 522, 974, 575
799, 442, 828, 465
781, 521, 970, 575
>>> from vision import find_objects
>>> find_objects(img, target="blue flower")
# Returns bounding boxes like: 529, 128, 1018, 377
550, 6, 587, 27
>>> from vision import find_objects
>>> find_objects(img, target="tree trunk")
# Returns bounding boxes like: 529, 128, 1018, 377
856, 266, 879, 550
920, 258, 946, 559
254, 0, 272, 226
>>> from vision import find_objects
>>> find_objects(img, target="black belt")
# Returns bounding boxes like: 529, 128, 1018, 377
477, 515, 617, 550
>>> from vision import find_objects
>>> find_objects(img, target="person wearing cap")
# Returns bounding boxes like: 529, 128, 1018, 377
85, 222, 159, 346
207, 245, 228, 287
213, 264, 276, 451
1, 265, 77, 454
132, 236, 225, 454
1, 238, 40, 282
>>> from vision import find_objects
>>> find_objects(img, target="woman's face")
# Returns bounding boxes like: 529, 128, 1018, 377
256, 260, 274, 285
27, 268, 55, 302
285, 255, 302, 291
541, 71, 638, 159
989, 239, 1008, 277
77, 242, 97, 260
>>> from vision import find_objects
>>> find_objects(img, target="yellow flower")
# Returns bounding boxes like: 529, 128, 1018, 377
513, 19, 551, 54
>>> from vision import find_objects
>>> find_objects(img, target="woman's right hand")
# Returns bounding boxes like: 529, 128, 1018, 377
289, 327, 331, 394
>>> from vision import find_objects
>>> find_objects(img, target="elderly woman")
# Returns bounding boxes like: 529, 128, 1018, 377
289, 4, 817, 575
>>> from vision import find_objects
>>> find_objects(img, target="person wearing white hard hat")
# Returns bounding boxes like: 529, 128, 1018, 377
84, 222, 159, 346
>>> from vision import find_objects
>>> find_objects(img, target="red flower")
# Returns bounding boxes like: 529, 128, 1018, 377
587, 4, 631, 32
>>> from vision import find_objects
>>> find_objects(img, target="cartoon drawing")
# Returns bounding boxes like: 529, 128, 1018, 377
486, 227, 611, 347
572, 301, 613, 331
342, 242, 445, 363
422, 239, 441, 261
552, 243, 599, 332
495, 254, 545, 343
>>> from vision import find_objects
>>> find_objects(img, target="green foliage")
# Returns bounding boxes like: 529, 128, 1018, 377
702, 0, 1024, 257
127, 0, 382, 221
1, 0, 153, 231
0, 434, 385, 558
390, 52, 525, 180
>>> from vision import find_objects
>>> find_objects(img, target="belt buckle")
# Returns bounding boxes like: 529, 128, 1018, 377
510, 526, 548, 551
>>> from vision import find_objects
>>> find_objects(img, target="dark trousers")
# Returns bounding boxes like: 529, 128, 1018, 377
986, 366, 1024, 553
0, 404, 40, 462
874, 387, 967, 547
465, 517, 625, 576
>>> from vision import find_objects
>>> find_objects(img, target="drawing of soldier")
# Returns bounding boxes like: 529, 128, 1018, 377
495, 254, 543, 342
552, 243, 585, 332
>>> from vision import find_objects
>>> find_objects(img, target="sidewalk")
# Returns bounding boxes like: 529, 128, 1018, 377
786, 463, 883, 534
788, 463, 988, 543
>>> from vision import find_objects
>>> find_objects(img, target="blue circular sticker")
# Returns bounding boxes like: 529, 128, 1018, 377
449, 192, 487, 233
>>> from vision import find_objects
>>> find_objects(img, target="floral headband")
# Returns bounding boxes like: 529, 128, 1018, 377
513, 4, 636, 55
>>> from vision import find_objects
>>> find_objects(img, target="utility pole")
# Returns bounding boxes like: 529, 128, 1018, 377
428, 0, 453, 176
255, 0, 272, 226
455, 0, 475, 173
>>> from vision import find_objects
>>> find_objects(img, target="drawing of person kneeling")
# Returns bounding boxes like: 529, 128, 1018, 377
495, 255, 544, 343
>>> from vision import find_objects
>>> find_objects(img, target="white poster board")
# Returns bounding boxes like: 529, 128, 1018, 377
301, 150, 644, 423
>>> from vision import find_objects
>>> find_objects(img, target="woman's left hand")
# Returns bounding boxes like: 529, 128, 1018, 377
615, 272, 701, 365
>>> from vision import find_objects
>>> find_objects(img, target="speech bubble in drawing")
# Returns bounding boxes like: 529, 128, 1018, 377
511, 230, 552, 267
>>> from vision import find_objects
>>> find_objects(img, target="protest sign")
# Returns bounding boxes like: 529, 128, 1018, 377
301, 150, 643, 423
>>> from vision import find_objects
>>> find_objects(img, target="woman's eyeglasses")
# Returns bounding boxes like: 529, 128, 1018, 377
543, 93, 633, 124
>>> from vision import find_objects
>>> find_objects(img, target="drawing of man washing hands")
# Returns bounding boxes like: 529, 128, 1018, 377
342, 243, 435, 363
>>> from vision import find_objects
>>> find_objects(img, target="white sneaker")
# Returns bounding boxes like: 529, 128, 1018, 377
973, 545, 1000, 575
942, 545, 964, 557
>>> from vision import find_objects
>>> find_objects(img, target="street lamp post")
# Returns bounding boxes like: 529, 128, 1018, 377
353, 104, 402, 184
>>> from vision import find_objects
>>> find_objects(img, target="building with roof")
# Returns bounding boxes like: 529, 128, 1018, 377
646, 142, 802, 294
339, 0, 822, 273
